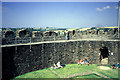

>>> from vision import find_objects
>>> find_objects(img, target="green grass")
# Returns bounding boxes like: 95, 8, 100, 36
14, 64, 119, 79
53, 64, 118, 78
15, 68, 59, 78
74, 74, 102, 78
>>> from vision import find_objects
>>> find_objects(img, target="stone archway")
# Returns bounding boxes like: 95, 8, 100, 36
2, 30, 15, 38
16, 29, 31, 38
99, 47, 109, 64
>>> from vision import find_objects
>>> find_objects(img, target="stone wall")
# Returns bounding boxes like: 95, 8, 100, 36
2, 28, 120, 45
16, 29, 31, 38
32, 31, 42, 38
2, 30, 15, 38
2, 40, 120, 79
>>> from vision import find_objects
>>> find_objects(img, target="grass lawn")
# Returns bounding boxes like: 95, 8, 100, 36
13, 64, 119, 79
15, 68, 59, 78
74, 74, 102, 78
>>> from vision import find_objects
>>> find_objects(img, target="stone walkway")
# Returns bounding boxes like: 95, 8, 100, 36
2, 39, 120, 47
67, 71, 93, 78
92, 72, 110, 78
49, 68, 112, 79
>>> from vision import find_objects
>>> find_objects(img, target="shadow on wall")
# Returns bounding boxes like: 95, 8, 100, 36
2, 47, 18, 80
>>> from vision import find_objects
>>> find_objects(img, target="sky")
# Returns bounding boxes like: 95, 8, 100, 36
2, 2, 119, 28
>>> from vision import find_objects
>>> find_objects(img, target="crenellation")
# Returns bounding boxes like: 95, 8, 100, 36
107, 28, 114, 35
82, 30, 87, 35
98, 30, 105, 35
2, 28, 120, 45
16, 29, 31, 38
90, 29, 98, 35
87, 30, 92, 35
43, 31, 57, 37
2, 30, 15, 38
32, 31, 42, 38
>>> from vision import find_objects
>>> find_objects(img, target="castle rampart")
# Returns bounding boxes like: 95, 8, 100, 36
2, 27, 120, 79
2, 28, 120, 45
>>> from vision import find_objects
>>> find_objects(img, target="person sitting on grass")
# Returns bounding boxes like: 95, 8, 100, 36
51, 63, 58, 69
80, 59, 84, 65
77, 59, 80, 65
116, 63, 120, 69
84, 59, 89, 66
51, 61, 63, 69
84, 59, 88, 64
51, 62, 62, 69
86, 61, 90, 66
61, 64, 66, 68
111, 64, 116, 69
57, 61, 63, 68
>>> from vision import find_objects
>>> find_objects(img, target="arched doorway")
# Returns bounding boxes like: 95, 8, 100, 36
5, 31, 15, 38
66, 32, 69, 40
99, 47, 109, 64
73, 30, 75, 35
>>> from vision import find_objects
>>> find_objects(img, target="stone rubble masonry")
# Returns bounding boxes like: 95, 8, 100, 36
16, 29, 31, 38
2, 28, 120, 45
32, 31, 42, 38
2, 30, 15, 38
2, 40, 120, 79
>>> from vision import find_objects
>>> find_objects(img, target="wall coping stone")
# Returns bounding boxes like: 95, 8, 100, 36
1, 39, 120, 47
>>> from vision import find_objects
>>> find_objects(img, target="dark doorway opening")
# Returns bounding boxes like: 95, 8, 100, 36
73, 30, 75, 35
19, 30, 27, 37
99, 47, 109, 64
66, 32, 69, 40
5, 31, 15, 38
100, 47, 109, 59
49, 32, 53, 36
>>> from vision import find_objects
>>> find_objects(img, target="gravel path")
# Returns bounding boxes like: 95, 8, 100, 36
98, 66, 111, 70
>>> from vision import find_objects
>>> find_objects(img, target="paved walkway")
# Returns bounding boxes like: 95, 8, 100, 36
92, 72, 110, 78
67, 71, 93, 78
2, 39, 120, 47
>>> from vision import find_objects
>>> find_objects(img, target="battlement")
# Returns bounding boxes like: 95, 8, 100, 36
2, 30, 15, 38
2, 27, 120, 45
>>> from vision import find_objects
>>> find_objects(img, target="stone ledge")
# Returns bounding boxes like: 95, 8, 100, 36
1, 39, 120, 47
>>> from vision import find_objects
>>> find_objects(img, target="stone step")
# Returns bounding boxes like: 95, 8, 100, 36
101, 58, 108, 64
